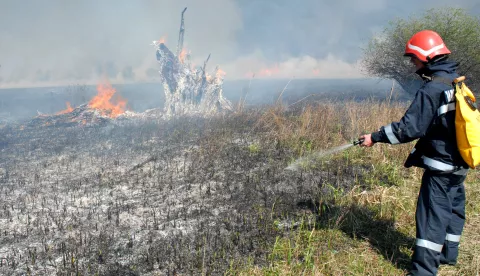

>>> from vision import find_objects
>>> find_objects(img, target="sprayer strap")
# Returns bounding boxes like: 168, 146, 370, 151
437, 103, 456, 116
432, 76, 455, 86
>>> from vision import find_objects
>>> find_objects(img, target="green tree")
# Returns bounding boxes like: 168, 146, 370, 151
361, 8, 480, 94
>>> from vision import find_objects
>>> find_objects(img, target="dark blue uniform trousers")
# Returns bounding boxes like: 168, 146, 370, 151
410, 170, 467, 275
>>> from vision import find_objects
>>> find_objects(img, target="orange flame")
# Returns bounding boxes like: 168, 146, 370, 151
157, 36, 166, 44
216, 68, 226, 79
257, 64, 280, 77
179, 48, 188, 64
56, 102, 74, 115
247, 64, 281, 78
88, 81, 127, 118
312, 69, 320, 76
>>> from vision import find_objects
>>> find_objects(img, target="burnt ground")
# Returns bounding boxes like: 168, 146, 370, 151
0, 111, 375, 275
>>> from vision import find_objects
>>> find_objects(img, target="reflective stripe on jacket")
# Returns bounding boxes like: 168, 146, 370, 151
371, 60, 468, 173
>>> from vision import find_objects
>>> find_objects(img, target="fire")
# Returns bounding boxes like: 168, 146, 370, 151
258, 64, 280, 77
216, 68, 226, 79
312, 69, 320, 76
88, 81, 127, 118
179, 48, 188, 64
206, 73, 212, 82
56, 102, 74, 115
246, 64, 281, 78
157, 36, 166, 44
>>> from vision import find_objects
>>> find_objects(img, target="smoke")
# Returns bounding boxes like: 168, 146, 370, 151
0, 0, 478, 88
222, 51, 362, 79
0, 0, 242, 87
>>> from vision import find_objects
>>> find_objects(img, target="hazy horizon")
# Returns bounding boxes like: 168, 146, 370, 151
0, 78, 403, 121
1, 0, 479, 88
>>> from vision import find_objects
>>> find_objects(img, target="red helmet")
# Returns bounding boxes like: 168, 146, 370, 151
404, 30, 451, 62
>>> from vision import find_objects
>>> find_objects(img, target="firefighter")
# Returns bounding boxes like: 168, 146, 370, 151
360, 30, 469, 275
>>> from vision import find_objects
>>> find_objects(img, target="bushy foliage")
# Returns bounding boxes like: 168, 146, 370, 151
361, 8, 480, 94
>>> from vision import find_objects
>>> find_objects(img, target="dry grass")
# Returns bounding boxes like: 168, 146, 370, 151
1, 98, 478, 275
230, 100, 480, 276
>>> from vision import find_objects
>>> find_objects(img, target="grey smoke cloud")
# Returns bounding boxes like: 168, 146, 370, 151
234, 0, 480, 62
0, 0, 242, 87
0, 0, 478, 87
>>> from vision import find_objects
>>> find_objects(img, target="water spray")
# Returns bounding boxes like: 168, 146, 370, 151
286, 138, 364, 171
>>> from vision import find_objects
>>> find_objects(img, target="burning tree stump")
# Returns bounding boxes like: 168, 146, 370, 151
152, 7, 233, 118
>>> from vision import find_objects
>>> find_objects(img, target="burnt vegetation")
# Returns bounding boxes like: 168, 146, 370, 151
0, 101, 406, 275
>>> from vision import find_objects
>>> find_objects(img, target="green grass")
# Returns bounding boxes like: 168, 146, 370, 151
231, 162, 479, 275
226, 101, 480, 276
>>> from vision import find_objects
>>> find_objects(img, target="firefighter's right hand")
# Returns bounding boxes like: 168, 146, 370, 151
359, 134, 374, 147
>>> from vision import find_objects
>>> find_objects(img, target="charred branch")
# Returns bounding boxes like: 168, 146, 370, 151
176, 7, 187, 57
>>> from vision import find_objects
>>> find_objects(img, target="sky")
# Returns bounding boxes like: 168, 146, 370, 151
0, 0, 479, 88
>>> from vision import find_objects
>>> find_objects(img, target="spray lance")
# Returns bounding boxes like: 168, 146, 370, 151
353, 138, 365, 146
285, 138, 365, 171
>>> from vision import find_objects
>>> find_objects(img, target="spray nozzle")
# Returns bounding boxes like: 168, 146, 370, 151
353, 138, 365, 146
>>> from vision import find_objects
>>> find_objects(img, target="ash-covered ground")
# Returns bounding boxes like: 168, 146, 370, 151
0, 108, 375, 275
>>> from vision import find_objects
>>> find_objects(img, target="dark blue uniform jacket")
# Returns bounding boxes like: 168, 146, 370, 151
371, 60, 468, 173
